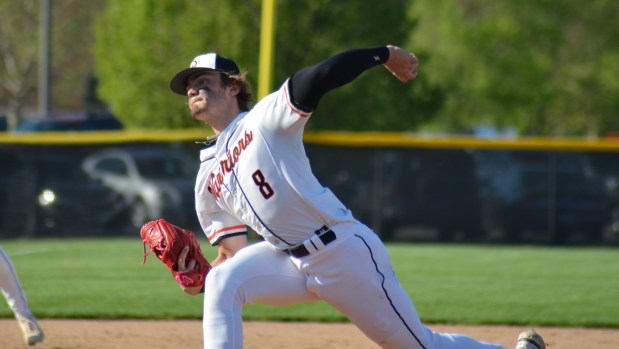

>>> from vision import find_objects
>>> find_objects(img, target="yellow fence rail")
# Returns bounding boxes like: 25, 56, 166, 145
3, 129, 619, 152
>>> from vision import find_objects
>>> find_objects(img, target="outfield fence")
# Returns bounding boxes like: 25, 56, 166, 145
2, 130, 619, 245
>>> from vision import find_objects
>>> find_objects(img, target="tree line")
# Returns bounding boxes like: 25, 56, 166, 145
1, 0, 617, 136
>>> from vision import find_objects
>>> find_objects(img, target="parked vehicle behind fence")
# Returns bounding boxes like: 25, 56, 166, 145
82, 147, 200, 232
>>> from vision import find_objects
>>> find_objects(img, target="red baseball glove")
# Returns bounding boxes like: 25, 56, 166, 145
140, 219, 211, 294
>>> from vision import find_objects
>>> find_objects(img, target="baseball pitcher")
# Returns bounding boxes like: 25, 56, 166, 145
142, 45, 546, 349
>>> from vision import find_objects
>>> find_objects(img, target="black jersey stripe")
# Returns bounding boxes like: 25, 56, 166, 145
354, 234, 427, 349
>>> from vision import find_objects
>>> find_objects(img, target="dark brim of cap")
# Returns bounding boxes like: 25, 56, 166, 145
169, 67, 217, 95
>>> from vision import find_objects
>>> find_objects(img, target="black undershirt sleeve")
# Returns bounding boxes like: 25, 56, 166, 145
288, 46, 390, 112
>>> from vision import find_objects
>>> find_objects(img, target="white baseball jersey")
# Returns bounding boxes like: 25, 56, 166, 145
192, 47, 510, 349
195, 80, 357, 248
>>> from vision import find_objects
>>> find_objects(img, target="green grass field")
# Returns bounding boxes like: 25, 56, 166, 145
0, 238, 617, 328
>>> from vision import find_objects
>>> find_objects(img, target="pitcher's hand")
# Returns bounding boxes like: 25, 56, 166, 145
177, 245, 202, 295
384, 45, 419, 83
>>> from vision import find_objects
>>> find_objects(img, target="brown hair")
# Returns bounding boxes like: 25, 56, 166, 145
221, 73, 253, 111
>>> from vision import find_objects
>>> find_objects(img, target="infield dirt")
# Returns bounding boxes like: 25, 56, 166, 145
0, 319, 617, 348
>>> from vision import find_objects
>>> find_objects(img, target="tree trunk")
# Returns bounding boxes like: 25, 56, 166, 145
6, 99, 22, 132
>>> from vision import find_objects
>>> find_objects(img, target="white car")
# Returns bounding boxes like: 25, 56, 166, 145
82, 147, 199, 231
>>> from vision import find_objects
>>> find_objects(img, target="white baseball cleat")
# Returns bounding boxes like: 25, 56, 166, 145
17, 315, 45, 346
515, 329, 545, 349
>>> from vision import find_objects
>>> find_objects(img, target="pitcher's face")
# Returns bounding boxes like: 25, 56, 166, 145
186, 72, 230, 123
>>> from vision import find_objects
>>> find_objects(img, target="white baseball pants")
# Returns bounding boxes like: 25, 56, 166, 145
201, 226, 506, 349
0, 247, 34, 319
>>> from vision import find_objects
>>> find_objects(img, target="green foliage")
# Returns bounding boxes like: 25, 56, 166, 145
408, 0, 619, 136
92, 0, 438, 131
52, 1, 107, 111
1, 239, 618, 327
95, 0, 190, 129
91, 0, 619, 134
273, 0, 439, 131
93, 0, 261, 129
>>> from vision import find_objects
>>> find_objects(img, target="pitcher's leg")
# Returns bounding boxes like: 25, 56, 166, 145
423, 329, 507, 349
306, 231, 505, 349
202, 242, 317, 349
305, 234, 428, 348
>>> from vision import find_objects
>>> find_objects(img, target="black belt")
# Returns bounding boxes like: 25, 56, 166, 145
284, 227, 336, 258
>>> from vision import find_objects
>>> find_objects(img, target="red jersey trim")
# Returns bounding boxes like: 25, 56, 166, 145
283, 82, 311, 118
209, 225, 247, 243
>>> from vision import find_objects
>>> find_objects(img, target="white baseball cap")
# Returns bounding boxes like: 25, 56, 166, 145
169, 53, 240, 95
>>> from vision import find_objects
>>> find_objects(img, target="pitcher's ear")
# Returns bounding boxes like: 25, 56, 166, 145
228, 83, 241, 97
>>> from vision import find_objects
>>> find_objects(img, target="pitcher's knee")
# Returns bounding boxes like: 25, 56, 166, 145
203, 267, 242, 304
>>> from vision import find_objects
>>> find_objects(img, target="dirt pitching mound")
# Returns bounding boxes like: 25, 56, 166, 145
0, 319, 617, 348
